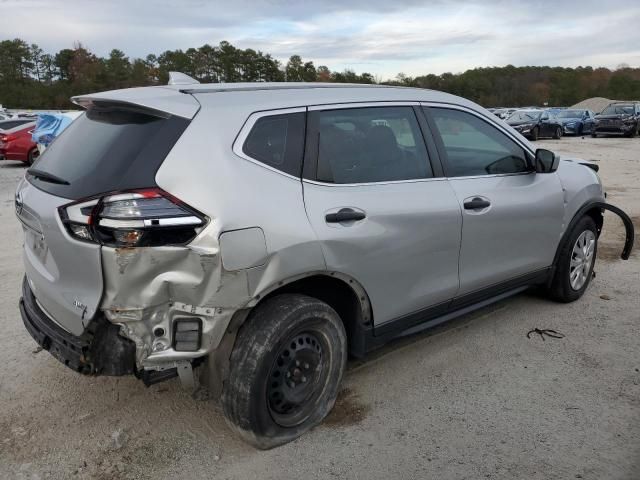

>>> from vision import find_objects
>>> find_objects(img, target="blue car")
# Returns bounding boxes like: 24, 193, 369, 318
555, 109, 595, 136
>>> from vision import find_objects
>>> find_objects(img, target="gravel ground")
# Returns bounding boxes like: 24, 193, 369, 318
0, 136, 638, 480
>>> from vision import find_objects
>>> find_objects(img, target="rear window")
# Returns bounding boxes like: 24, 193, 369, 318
242, 112, 305, 176
27, 107, 189, 199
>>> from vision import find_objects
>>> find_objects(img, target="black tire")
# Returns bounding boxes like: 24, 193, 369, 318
591, 131, 597, 138
222, 294, 347, 449
547, 216, 598, 303
530, 127, 539, 141
27, 147, 40, 166
553, 126, 562, 139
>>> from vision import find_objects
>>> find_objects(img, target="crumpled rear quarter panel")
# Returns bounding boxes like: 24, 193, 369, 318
101, 96, 327, 368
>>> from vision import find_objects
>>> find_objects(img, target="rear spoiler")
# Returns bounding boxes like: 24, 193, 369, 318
71, 86, 200, 119
73, 99, 172, 119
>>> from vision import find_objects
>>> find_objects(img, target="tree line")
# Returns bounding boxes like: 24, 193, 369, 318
1, 37, 639, 109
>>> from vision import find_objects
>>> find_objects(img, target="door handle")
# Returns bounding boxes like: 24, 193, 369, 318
325, 208, 366, 223
463, 198, 491, 210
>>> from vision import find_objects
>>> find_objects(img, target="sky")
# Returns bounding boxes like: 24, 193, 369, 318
1, 0, 639, 79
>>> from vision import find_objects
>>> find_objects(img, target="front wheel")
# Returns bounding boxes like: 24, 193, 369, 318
222, 294, 347, 449
547, 216, 598, 303
530, 127, 539, 141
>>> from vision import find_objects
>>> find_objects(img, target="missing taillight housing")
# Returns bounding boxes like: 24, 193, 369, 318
59, 188, 206, 247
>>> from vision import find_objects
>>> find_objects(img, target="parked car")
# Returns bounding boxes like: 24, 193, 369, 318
0, 122, 38, 164
0, 118, 33, 132
592, 102, 640, 137
556, 109, 596, 135
506, 109, 563, 140
489, 108, 517, 120
16, 77, 634, 449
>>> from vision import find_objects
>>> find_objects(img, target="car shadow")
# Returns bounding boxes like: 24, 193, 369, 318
347, 288, 544, 371
0, 161, 28, 169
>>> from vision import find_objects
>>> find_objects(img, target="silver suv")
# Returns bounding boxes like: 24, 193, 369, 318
16, 77, 634, 448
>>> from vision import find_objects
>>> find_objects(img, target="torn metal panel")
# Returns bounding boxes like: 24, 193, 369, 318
100, 222, 253, 368
99, 222, 329, 371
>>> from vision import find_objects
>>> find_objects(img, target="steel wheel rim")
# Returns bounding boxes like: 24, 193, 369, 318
267, 331, 327, 427
569, 230, 596, 290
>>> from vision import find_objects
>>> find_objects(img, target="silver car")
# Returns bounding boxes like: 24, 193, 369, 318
16, 75, 634, 448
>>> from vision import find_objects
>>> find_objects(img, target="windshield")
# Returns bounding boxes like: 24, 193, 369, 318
557, 110, 584, 119
507, 111, 541, 122
601, 104, 634, 115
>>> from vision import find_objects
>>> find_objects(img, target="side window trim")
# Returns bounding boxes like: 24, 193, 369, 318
412, 105, 445, 178
302, 103, 437, 185
421, 103, 535, 179
232, 107, 307, 180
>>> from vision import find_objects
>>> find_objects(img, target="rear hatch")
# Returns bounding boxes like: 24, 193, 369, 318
16, 89, 198, 336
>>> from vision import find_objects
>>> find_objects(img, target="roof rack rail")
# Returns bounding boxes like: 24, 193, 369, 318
168, 72, 200, 86
179, 83, 390, 94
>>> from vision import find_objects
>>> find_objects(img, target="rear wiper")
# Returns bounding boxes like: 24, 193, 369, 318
27, 168, 70, 185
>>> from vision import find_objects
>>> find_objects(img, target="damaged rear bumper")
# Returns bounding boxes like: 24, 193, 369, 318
19, 276, 136, 376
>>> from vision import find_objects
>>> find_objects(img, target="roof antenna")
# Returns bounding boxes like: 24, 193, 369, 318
168, 72, 200, 86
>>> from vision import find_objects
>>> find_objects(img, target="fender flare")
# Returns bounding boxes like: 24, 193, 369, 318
553, 201, 635, 267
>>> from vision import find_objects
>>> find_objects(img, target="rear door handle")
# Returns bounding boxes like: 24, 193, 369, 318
325, 208, 366, 223
463, 198, 491, 210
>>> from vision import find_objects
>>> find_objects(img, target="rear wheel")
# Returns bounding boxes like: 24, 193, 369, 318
222, 294, 347, 449
547, 216, 598, 303
27, 147, 40, 166
553, 126, 563, 139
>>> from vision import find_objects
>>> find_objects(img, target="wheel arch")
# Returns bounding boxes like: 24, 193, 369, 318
203, 271, 373, 398
257, 272, 373, 357
552, 201, 634, 272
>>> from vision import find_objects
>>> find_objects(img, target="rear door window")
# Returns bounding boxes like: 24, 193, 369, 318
27, 107, 189, 199
242, 112, 305, 177
307, 106, 432, 184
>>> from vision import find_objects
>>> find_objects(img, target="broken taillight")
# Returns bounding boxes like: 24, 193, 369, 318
59, 188, 206, 247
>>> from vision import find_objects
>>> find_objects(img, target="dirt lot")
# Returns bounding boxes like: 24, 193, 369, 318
1, 136, 638, 479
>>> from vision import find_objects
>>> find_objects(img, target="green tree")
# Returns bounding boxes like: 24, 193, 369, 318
104, 49, 132, 89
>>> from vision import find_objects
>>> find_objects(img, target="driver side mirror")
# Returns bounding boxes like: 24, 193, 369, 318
535, 148, 559, 173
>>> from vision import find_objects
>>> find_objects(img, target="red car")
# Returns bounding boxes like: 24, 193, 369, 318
0, 122, 39, 165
